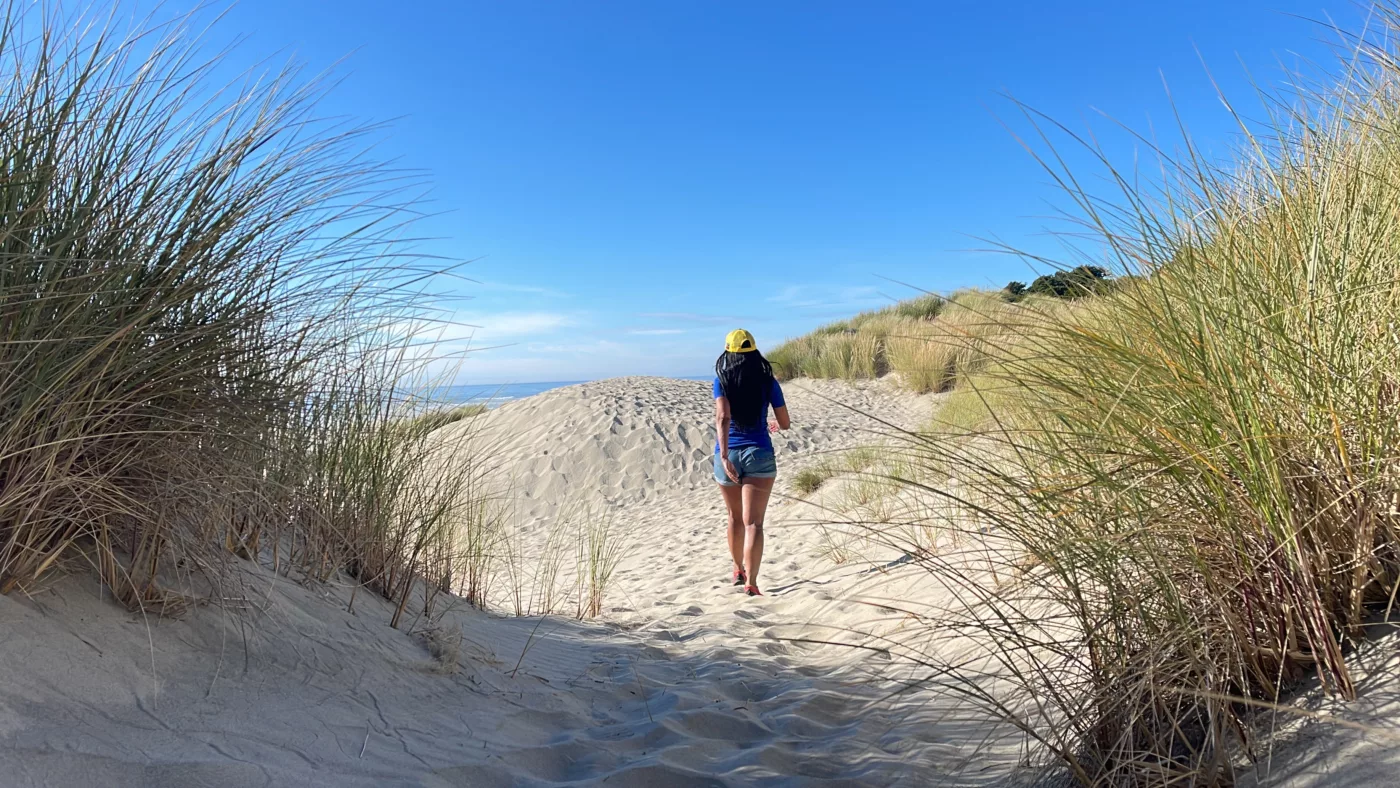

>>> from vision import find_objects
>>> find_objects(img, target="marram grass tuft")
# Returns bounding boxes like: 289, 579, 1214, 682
874, 5, 1400, 784
0, 3, 480, 628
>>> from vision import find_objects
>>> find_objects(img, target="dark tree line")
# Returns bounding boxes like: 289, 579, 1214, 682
1003, 265, 1113, 302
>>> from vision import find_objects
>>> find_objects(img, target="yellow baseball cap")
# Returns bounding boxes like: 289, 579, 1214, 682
725, 328, 758, 353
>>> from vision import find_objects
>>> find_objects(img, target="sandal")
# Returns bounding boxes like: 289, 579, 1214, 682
732, 567, 746, 586
744, 585, 762, 597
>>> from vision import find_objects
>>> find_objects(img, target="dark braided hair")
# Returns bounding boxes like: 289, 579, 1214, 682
715, 350, 774, 430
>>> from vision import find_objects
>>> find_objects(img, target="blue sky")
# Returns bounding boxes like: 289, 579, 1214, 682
179, 1, 1344, 382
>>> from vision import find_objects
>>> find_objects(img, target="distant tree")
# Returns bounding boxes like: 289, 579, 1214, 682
1075, 265, 1110, 286
1004, 280, 1027, 301
1027, 274, 1058, 297
1026, 265, 1112, 300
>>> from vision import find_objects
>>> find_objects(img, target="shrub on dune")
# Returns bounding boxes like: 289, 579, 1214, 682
812, 332, 882, 379
884, 324, 953, 393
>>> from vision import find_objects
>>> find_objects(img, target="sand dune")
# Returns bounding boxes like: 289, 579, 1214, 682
453, 375, 931, 518
0, 376, 1035, 786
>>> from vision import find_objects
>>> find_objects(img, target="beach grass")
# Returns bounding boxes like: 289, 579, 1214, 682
419, 623, 465, 674
0, 2, 480, 627
791, 466, 833, 495
791, 446, 889, 496
579, 507, 624, 619
497, 497, 625, 619
768, 288, 1054, 394
403, 404, 489, 436
870, 8, 1400, 782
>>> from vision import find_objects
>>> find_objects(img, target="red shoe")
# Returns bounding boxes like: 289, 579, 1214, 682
732, 568, 746, 586
744, 585, 762, 597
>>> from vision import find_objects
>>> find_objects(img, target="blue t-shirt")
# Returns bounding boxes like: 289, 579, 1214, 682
713, 376, 786, 454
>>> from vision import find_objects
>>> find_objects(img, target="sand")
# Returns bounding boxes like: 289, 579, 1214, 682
0, 375, 1037, 787
1233, 623, 1400, 788
3, 374, 1375, 786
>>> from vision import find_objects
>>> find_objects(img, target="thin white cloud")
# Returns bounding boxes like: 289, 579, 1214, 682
637, 311, 748, 325
474, 281, 572, 298
842, 285, 883, 300
524, 339, 626, 354
767, 285, 806, 304
485, 312, 571, 336
767, 284, 884, 310
443, 311, 574, 341
627, 328, 685, 336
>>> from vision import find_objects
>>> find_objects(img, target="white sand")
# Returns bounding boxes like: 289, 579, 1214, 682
0, 377, 1072, 785
1233, 623, 1400, 787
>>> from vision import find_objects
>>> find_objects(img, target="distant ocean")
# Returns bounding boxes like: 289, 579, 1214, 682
442, 376, 710, 408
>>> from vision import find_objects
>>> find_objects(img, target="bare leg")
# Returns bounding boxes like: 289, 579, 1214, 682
719, 482, 744, 572
741, 477, 775, 589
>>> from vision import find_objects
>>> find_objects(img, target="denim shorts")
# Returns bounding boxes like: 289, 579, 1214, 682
714, 447, 777, 486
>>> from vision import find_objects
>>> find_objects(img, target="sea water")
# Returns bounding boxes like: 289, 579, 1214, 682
442, 376, 710, 409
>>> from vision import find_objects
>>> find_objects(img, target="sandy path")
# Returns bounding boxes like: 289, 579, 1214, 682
436, 377, 1025, 784
0, 376, 1028, 787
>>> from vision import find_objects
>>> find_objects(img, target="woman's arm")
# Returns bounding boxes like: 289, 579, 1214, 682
715, 396, 732, 454
772, 405, 790, 431
716, 395, 738, 481
769, 379, 790, 433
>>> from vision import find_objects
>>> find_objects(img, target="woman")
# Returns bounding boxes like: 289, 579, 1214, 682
713, 328, 789, 597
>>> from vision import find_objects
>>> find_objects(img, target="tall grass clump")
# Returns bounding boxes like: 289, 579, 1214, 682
889, 292, 945, 321
811, 332, 882, 379
412, 413, 507, 612
791, 465, 834, 495
401, 403, 487, 435
577, 507, 623, 619
0, 4, 476, 626
766, 334, 817, 380
767, 288, 1043, 391
768, 329, 879, 380
496, 498, 625, 618
880, 8, 1400, 784
882, 290, 1040, 393
503, 513, 572, 617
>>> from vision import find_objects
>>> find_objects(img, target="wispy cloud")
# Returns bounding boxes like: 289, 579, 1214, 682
473, 281, 572, 298
525, 339, 626, 354
767, 285, 806, 305
439, 311, 575, 342
626, 328, 686, 336
637, 311, 748, 325
767, 284, 884, 310
487, 312, 571, 335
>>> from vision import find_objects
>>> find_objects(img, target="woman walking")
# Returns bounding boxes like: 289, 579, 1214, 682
714, 329, 789, 597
